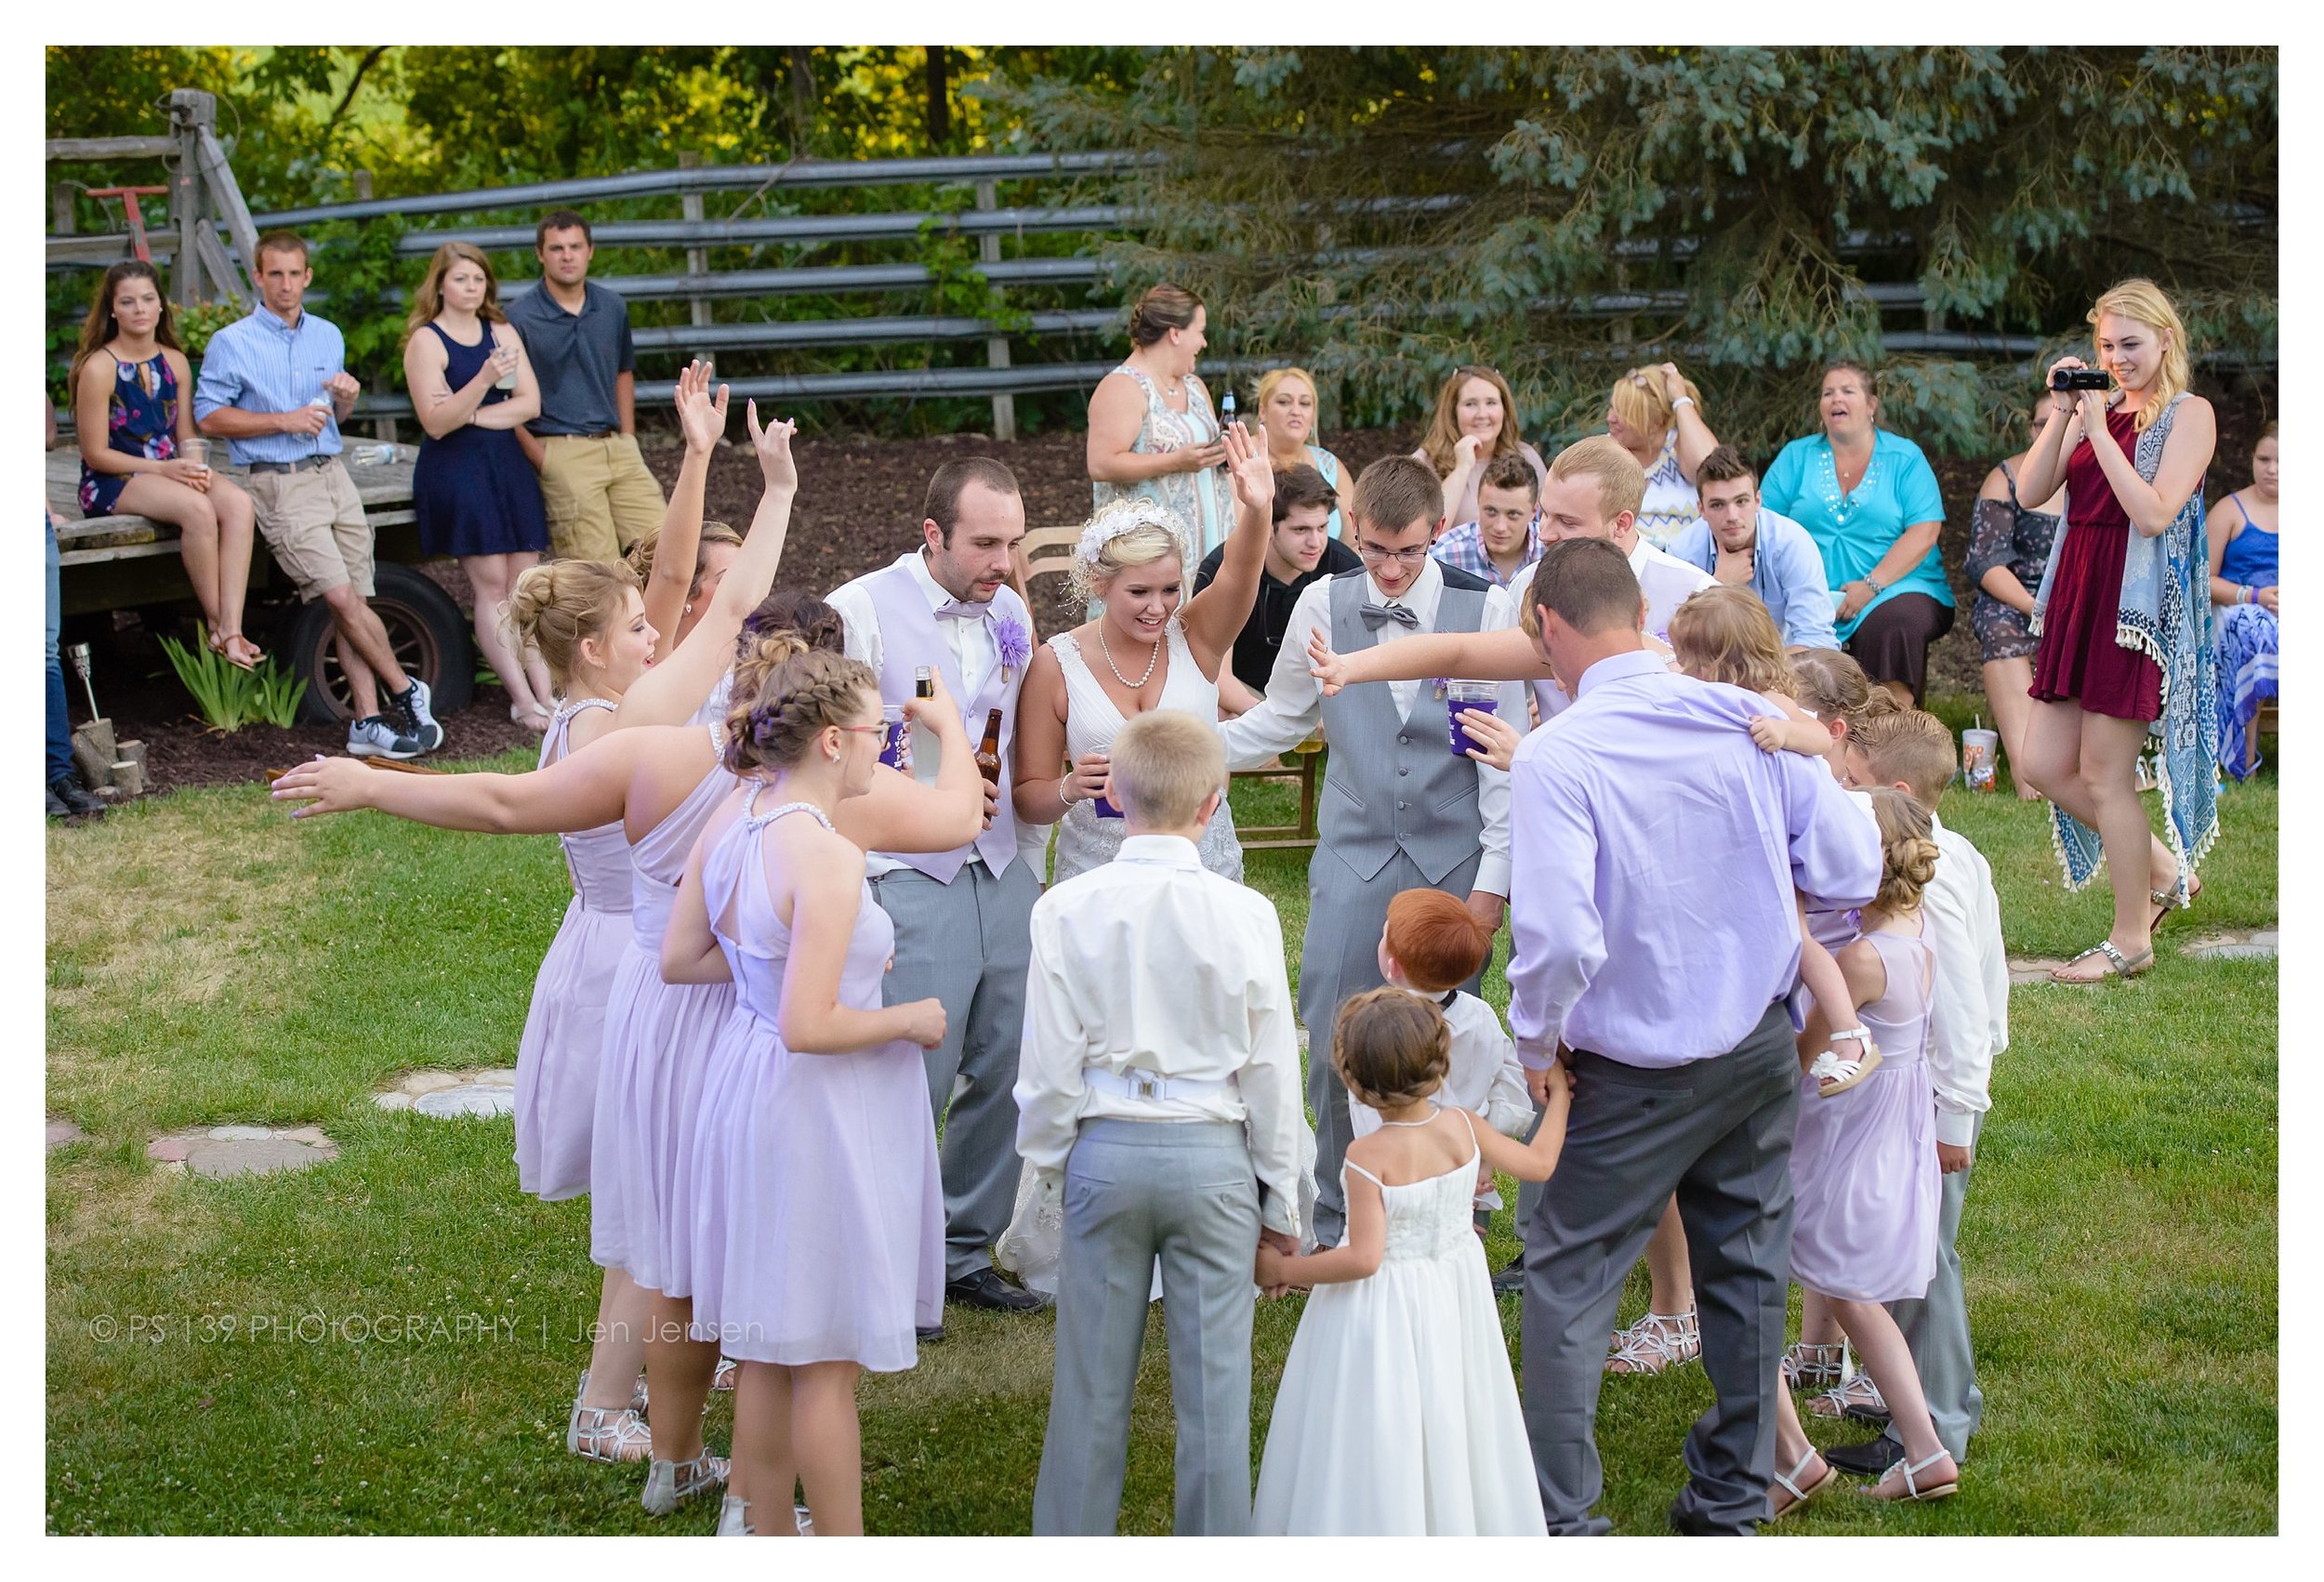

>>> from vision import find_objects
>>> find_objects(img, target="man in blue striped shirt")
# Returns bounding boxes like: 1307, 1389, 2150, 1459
196, 231, 439, 758
1430, 451, 1543, 589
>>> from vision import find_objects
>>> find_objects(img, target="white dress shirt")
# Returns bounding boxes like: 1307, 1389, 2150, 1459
1922, 813, 2007, 1148
1217, 558, 1521, 897
826, 548, 1049, 878
1014, 834, 1310, 1236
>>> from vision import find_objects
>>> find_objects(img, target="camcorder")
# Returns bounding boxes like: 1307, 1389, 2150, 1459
2051, 368, 2112, 391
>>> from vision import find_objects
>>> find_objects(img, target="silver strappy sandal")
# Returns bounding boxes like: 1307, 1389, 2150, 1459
1782, 1338, 1849, 1391
640, 1449, 730, 1515
1604, 1307, 1700, 1375
567, 1370, 653, 1464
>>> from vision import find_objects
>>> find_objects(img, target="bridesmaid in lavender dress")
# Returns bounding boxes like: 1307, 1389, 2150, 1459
1766, 789, 1961, 1517
667, 642, 983, 1537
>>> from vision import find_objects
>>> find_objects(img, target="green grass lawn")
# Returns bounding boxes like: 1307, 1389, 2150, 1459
46, 696, 2277, 1535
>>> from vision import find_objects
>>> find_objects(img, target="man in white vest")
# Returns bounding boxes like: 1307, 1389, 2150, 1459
826, 459, 1046, 1319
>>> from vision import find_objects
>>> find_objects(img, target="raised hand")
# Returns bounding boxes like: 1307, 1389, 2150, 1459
901, 666, 957, 732
1222, 420, 1276, 515
744, 399, 799, 492
674, 359, 731, 454
1306, 627, 1353, 696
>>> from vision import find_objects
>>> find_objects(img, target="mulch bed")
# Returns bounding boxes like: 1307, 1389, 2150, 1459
91, 386, 2272, 796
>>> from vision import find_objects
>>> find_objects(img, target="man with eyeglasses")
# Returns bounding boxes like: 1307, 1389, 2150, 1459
1219, 454, 1523, 1249
1194, 464, 1360, 714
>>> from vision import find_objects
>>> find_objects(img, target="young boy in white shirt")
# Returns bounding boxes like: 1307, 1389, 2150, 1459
1015, 708, 1310, 1536
1348, 889, 1534, 1224
1831, 708, 2008, 1474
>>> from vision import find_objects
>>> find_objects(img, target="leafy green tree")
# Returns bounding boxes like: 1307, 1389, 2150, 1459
997, 46, 2277, 456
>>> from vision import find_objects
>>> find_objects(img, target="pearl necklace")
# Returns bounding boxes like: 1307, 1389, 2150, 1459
1098, 622, 1163, 690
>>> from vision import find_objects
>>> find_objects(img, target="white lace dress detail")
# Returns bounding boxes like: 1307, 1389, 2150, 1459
1049, 619, 1243, 885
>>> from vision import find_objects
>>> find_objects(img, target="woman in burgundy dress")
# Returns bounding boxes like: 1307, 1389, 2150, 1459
2014, 280, 2218, 983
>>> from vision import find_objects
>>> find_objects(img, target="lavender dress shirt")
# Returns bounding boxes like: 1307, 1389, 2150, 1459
1506, 649, 1881, 1071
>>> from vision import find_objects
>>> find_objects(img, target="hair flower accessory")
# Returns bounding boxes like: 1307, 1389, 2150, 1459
1075, 498, 1182, 568
994, 613, 1032, 680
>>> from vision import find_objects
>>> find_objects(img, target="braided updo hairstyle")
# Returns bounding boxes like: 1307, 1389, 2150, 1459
722, 630, 879, 775
507, 560, 640, 690
1331, 986, 1451, 1114
1866, 785, 1941, 917
1789, 648, 1895, 736
739, 586, 846, 656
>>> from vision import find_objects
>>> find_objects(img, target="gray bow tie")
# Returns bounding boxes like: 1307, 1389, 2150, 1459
935, 600, 994, 623
1359, 601, 1419, 630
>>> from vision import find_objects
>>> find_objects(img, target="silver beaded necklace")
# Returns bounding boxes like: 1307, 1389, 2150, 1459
1097, 622, 1163, 690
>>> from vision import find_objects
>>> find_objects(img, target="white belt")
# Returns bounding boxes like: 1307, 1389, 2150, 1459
1082, 1066, 1233, 1103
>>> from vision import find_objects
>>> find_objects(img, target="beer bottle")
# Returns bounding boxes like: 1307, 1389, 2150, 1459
975, 708, 1004, 786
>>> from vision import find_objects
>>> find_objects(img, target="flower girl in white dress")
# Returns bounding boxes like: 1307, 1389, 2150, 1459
1252, 988, 1573, 1536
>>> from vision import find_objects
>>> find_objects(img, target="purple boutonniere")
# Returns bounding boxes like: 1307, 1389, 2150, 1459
994, 614, 1032, 679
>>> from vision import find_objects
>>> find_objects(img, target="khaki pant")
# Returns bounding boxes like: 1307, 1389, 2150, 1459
536, 433, 664, 563
245, 458, 373, 600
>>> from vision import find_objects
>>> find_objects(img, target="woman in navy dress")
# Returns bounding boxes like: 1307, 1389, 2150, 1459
403, 241, 556, 727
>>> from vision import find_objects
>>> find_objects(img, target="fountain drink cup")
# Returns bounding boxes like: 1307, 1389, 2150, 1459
878, 705, 912, 772
1961, 727, 1999, 792
1446, 680, 1499, 758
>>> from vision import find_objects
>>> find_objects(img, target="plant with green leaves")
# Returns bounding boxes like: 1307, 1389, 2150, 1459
157, 623, 308, 731
996, 46, 2277, 457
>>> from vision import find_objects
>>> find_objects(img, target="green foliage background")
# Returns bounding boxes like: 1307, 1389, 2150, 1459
46, 46, 2276, 451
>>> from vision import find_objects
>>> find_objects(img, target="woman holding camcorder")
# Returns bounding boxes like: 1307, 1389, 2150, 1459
2011, 279, 2219, 985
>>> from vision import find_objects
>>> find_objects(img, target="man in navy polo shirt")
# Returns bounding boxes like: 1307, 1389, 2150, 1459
507, 209, 667, 562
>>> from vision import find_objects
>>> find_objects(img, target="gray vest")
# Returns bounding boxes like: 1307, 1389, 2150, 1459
1316, 571, 1491, 885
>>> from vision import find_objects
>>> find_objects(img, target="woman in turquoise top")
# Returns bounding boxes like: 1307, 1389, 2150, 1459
1761, 361, 1955, 704
1256, 366, 1351, 538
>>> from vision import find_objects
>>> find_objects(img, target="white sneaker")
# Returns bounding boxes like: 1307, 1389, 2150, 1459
391, 678, 444, 754
347, 714, 421, 759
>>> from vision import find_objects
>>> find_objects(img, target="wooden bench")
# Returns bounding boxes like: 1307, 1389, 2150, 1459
1019, 521, 1322, 851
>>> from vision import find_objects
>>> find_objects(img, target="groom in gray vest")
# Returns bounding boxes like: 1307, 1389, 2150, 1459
1221, 455, 1524, 1246
825, 458, 1048, 1318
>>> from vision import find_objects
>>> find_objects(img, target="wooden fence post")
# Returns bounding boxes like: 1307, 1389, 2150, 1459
53, 182, 74, 235
680, 152, 713, 369
167, 91, 212, 308
976, 178, 1015, 442
352, 169, 373, 202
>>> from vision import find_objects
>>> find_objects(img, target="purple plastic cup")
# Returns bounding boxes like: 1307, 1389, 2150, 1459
878, 707, 912, 771
1094, 790, 1123, 818
1446, 681, 1499, 758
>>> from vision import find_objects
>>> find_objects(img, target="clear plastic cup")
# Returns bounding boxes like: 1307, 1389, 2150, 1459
178, 436, 208, 475
1446, 680, 1499, 758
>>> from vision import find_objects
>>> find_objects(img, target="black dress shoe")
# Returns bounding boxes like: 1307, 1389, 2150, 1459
49, 775, 106, 817
944, 1267, 1050, 1312
1490, 1262, 1526, 1296
1826, 1435, 1907, 1476
915, 1323, 946, 1344
1842, 1401, 1894, 1428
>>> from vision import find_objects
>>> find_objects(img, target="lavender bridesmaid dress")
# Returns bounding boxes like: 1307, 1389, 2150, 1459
1789, 919, 1940, 1304
687, 789, 944, 1372
588, 734, 737, 1295
512, 700, 633, 1202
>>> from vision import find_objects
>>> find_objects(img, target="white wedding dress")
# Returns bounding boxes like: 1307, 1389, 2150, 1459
1251, 1113, 1548, 1536
1046, 620, 1243, 885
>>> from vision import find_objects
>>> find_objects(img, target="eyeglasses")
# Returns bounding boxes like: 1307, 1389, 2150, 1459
834, 724, 883, 740
1354, 541, 1433, 566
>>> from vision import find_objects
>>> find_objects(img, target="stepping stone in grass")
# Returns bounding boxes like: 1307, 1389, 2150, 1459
46, 1117, 86, 1151
146, 1126, 337, 1179
2184, 929, 2278, 961
416, 1085, 516, 1119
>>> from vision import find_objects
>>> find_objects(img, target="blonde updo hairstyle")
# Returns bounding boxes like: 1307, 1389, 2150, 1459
1788, 648, 1895, 736
1866, 785, 1941, 917
1331, 986, 1451, 1114
2089, 278, 2193, 432
722, 631, 879, 776
1610, 364, 1703, 442
508, 559, 640, 690
1072, 512, 1187, 606
627, 519, 746, 600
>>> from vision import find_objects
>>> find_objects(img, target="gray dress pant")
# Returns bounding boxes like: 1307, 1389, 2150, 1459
1299, 844, 1485, 1246
1520, 1000, 1800, 1535
869, 859, 1039, 1284
1032, 1119, 1261, 1535
1881, 1110, 1985, 1462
